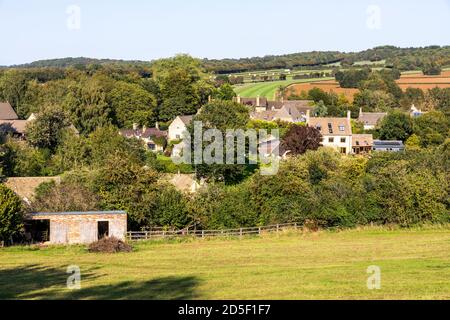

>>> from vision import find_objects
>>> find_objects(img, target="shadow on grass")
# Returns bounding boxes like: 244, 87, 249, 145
0, 265, 200, 300
65, 276, 201, 300
0, 264, 99, 300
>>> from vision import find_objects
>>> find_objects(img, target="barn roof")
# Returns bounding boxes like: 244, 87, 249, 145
0, 102, 18, 120
30, 211, 127, 216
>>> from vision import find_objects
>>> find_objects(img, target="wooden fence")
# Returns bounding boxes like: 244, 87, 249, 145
127, 222, 299, 241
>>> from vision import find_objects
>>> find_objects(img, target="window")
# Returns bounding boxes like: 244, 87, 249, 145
340, 137, 346, 143
339, 125, 345, 132
328, 123, 333, 134
328, 137, 334, 143
340, 147, 347, 154
176, 134, 181, 139
148, 143, 156, 150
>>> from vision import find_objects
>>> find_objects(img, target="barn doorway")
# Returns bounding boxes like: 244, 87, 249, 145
97, 221, 109, 240
25, 219, 50, 243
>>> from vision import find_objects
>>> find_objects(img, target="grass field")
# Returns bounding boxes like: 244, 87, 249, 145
1, 226, 449, 300
234, 78, 333, 99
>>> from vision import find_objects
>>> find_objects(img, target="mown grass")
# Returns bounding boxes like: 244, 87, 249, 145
1, 226, 449, 300
234, 78, 333, 99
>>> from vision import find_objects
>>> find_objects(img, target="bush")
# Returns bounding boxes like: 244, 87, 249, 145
88, 237, 132, 253
0, 184, 24, 244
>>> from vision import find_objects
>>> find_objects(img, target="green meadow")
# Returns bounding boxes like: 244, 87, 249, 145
1, 226, 449, 300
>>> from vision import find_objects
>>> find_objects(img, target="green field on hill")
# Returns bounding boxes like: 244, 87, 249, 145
1, 226, 449, 300
234, 78, 333, 99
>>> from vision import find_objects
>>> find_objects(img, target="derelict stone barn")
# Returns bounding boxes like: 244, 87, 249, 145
25, 211, 127, 245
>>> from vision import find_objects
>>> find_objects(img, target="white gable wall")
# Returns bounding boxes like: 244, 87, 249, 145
168, 117, 188, 142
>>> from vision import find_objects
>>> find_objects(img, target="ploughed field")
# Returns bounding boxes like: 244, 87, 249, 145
287, 70, 450, 102
0, 226, 449, 300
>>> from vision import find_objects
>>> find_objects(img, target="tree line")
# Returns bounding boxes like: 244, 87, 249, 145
5, 46, 449, 75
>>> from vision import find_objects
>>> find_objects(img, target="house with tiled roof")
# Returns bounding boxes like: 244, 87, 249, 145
307, 111, 353, 154
0, 102, 19, 120
352, 134, 374, 154
358, 108, 387, 130
249, 99, 313, 123
168, 115, 194, 142
119, 124, 167, 152
0, 102, 36, 139
237, 95, 313, 111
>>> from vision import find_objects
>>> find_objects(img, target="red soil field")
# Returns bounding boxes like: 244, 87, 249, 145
288, 71, 450, 101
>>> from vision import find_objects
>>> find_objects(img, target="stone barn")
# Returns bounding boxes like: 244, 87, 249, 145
25, 211, 127, 245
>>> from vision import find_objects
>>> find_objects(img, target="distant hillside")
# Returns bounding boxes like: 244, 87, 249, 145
9, 57, 152, 68
3, 45, 449, 73
202, 45, 450, 74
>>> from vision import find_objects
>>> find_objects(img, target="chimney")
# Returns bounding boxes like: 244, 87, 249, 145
359, 108, 363, 117
347, 110, 352, 121
142, 125, 147, 134
155, 122, 159, 130
306, 109, 311, 123
236, 95, 241, 104
133, 123, 139, 130
256, 95, 260, 107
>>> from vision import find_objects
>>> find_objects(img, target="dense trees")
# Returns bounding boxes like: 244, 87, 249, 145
0, 54, 214, 132
190, 148, 449, 229
152, 54, 213, 121
353, 90, 396, 112
422, 61, 442, 75
26, 104, 71, 151
335, 69, 371, 88
412, 111, 449, 147
33, 180, 100, 213
378, 111, 414, 141
191, 100, 253, 184
0, 70, 29, 118
109, 81, 157, 128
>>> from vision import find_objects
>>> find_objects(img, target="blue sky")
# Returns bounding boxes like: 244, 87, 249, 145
0, 0, 449, 65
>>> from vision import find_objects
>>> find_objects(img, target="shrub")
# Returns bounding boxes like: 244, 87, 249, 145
88, 237, 132, 253
32, 181, 100, 213
0, 184, 24, 244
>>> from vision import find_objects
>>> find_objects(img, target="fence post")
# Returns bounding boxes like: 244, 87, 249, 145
202, 230, 205, 238
276, 224, 279, 233
258, 227, 261, 235
240, 228, 243, 238
294, 222, 297, 229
